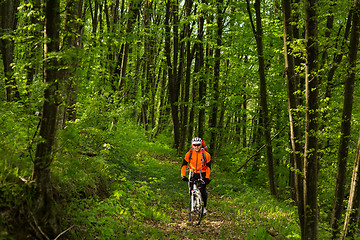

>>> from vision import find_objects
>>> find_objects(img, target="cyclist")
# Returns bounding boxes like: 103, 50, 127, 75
181, 137, 211, 214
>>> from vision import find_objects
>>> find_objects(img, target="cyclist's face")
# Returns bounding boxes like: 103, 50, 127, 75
193, 144, 201, 152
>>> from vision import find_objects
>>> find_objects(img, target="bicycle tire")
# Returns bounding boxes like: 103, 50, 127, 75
188, 190, 204, 225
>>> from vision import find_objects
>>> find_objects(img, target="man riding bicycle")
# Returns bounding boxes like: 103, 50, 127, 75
181, 137, 211, 214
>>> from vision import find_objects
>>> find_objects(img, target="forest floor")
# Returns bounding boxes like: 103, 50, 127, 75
143, 159, 247, 239
125, 153, 295, 240
62, 131, 301, 239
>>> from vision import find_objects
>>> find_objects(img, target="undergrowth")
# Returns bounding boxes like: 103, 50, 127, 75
1, 100, 305, 239
55, 120, 304, 239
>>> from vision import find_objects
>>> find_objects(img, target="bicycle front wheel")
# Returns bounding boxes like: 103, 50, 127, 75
188, 191, 204, 225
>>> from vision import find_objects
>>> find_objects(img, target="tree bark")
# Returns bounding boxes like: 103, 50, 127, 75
331, 0, 360, 238
197, 6, 205, 139
58, 0, 83, 129
342, 132, 360, 240
282, 0, 305, 237
209, 0, 224, 153
165, 0, 181, 150
117, 0, 142, 93
303, 0, 319, 238
179, 0, 194, 151
247, 0, 277, 196
0, 0, 20, 102
32, 0, 61, 238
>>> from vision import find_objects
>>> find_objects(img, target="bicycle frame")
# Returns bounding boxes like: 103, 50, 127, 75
188, 170, 204, 225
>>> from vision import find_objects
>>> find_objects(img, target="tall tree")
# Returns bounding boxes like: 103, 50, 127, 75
165, 0, 181, 150
117, 0, 142, 94
247, 0, 277, 196
342, 132, 360, 240
32, 0, 61, 238
58, 0, 83, 129
196, 3, 206, 139
209, 0, 224, 153
179, 0, 194, 151
303, 0, 319, 238
331, 0, 360, 238
282, 0, 305, 236
0, 0, 20, 102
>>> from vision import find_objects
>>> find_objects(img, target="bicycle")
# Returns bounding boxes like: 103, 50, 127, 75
187, 170, 205, 225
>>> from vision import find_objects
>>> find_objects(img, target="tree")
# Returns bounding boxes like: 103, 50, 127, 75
32, 0, 61, 237
117, 0, 142, 94
247, 0, 277, 196
165, 0, 181, 150
331, 0, 360, 238
282, 0, 305, 236
0, 0, 20, 102
57, 0, 84, 129
303, 0, 319, 238
209, 0, 224, 153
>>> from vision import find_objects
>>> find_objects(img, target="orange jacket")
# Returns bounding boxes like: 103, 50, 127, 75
181, 148, 211, 178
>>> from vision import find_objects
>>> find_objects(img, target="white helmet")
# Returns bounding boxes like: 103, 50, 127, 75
192, 137, 202, 145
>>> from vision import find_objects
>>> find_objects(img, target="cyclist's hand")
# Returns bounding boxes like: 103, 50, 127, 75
204, 178, 211, 185
181, 176, 189, 182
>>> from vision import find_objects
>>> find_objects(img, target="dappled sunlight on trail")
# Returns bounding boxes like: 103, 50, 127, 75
146, 199, 246, 239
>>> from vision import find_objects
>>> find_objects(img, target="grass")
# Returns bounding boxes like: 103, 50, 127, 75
57, 121, 302, 239
0, 102, 303, 239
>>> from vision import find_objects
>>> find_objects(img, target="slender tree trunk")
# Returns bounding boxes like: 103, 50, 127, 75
282, 0, 305, 237
32, 0, 61, 238
303, 0, 319, 238
343, 132, 360, 240
24, 0, 42, 93
331, 0, 360, 238
209, 0, 224, 153
247, 0, 277, 196
179, 0, 194, 151
117, 0, 141, 93
0, 0, 20, 102
165, 0, 181, 150
58, 0, 83, 129
197, 9, 205, 139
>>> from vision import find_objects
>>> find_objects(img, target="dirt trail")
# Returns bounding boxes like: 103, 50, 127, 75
146, 192, 247, 239
146, 155, 248, 239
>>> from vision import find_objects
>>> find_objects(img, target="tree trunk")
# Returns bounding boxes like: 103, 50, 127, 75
209, 0, 224, 154
342, 132, 360, 239
282, 0, 305, 237
58, 0, 83, 129
179, 0, 194, 151
247, 0, 277, 196
117, 0, 142, 93
24, 0, 42, 93
303, 0, 319, 238
165, 0, 181, 150
0, 0, 20, 102
331, 0, 360, 238
32, 0, 61, 238
197, 9, 205, 139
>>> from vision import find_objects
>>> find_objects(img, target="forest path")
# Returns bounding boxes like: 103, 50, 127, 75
143, 155, 248, 239
150, 199, 247, 239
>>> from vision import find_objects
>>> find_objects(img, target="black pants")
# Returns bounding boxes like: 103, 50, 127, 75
190, 172, 208, 207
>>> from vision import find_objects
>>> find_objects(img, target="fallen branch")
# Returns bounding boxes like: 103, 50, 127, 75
235, 124, 288, 173
54, 225, 74, 240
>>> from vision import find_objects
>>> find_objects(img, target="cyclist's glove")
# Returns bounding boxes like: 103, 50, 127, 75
181, 176, 189, 182
204, 178, 211, 185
